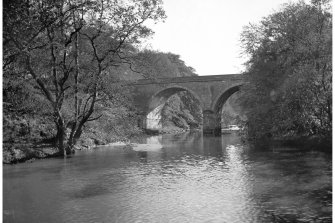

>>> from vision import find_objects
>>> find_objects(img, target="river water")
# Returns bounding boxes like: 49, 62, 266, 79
3, 132, 332, 223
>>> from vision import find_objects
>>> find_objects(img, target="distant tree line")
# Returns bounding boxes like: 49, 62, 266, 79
240, 0, 331, 141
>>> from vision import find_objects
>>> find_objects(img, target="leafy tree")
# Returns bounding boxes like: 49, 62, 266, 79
133, 50, 197, 78
240, 0, 331, 140
4, 0, 166, 155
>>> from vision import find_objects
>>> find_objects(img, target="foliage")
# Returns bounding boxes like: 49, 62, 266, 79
240, 0, 331, 140
162, 92, 202, 130
4, 0, 166, 155
133, 50, 197, 78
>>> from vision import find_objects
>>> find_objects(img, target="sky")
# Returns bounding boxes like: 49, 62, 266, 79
144, 0, 299, 76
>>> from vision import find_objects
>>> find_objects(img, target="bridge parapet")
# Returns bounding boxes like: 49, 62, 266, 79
128, 74, 243, 86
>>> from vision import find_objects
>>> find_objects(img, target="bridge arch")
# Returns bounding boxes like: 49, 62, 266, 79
145, 85, 203, 131
148, 85, 203, 112
212, 84, 242, 113
200, 84, 242, 134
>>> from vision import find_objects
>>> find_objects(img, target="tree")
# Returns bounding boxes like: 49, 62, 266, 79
4, 0, 166, 155
240, 0, 331, 140
132, 50, 197, 78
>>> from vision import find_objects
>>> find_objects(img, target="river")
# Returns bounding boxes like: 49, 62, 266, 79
3, 132, 332, 223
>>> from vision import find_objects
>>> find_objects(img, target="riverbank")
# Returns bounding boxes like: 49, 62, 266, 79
3, 109, 145, 164
3, 131, 134, 164
3, 125, 191, 164
251, 135, 332, 153
4, 126, 331, 164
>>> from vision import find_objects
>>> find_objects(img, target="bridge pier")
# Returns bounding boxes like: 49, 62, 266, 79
140, 109, 222, 135
137, 113, 147, 129
202, 110, 221, 135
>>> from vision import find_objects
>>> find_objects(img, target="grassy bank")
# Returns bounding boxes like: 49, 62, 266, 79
2, 110, 143, 164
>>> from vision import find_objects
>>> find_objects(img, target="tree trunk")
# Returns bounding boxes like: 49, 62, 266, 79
65, 119, 84, 153
56, 124, 66, 156
74, 31, 79, 121
72, 123, 84, 146
66, 125, 76, 152
55, 115, 72, 156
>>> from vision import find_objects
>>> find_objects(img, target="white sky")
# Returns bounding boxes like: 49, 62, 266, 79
144, 0, 299, 76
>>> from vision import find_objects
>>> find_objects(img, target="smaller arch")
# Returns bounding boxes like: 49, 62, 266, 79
212, 84, 242, 114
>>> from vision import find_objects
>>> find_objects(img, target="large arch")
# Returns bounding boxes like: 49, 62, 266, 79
145, 85, 203, 131
148, 85, 203, 112
212, 85, 242, 113
201, 84, 242, 134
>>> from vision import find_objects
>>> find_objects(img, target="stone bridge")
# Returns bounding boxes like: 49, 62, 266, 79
129, 74, 244, 134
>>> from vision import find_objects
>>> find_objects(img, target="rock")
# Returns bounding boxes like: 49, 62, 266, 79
73, 145, 82, 150
93, 138, 105, 145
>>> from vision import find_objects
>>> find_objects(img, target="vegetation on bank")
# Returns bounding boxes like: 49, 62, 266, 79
3, 0, 202, 163
239, 0, 332, 149
3, 0, 167, 158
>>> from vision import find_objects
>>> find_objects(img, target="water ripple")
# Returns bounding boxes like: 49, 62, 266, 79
3, 132, 331, 223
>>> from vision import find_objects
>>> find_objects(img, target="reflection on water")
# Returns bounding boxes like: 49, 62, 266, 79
3, 132, 332, 223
